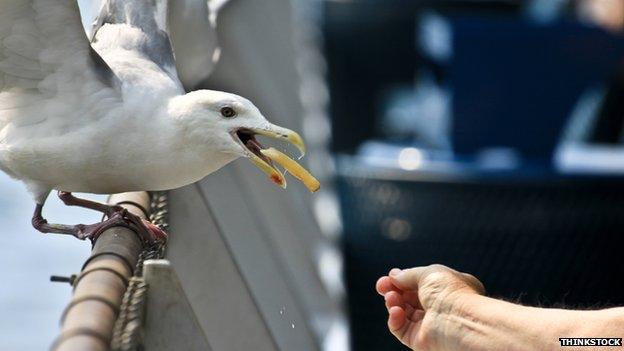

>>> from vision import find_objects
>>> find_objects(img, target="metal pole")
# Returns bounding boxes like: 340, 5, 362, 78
51, 192, 151, 351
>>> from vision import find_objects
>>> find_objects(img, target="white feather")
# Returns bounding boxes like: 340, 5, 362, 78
0, 0, 267, 204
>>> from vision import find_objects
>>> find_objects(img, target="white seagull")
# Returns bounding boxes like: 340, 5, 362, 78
0, 0, 318, 242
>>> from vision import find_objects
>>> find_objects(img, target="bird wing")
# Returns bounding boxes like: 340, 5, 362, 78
91, 0, 229, 91
0, 0, 121, 135
90, 0, 180, 86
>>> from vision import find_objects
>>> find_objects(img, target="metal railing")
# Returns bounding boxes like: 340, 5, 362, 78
50, 192, 163, 351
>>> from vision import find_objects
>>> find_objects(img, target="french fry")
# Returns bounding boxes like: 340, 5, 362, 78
261, 147, 320, 192
249, 151, 286, 188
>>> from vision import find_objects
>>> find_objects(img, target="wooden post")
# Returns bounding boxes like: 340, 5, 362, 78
51, 192, 150, 351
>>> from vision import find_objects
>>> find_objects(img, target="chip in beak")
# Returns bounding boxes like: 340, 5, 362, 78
230, 125, 319, 192
260, 147, 320, 192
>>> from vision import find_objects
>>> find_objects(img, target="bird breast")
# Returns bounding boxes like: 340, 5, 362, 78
0, 104, 237, 194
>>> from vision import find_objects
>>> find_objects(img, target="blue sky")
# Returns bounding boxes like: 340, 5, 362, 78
0, 2, 104, 349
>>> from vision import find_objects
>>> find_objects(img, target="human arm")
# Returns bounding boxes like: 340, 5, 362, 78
376, 265, 624, 351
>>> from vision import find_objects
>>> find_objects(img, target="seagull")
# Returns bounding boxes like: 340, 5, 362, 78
0, 0, 318, 243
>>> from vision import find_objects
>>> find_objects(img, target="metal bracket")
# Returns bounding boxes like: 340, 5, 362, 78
50, 275, 77, 285
143, 259, 212, 351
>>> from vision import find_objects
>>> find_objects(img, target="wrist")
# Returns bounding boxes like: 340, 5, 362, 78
554, 307, 624, 339
420, 291, 488, 351
431, 293, 560, 351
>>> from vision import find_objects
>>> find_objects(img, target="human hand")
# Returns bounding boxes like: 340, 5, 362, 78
375, 264, 485, 351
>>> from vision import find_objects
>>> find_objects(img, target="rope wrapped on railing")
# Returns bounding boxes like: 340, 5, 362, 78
110, 192, 168, 350
50, 192, 168, 351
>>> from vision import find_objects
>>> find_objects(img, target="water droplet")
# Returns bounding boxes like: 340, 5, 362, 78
291, 323, 295, 329
279, 306, 286, 315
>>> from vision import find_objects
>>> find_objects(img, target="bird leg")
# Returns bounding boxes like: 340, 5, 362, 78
32, 204, 131, 240
57, 191, 123, 218
31, 192, 167, 244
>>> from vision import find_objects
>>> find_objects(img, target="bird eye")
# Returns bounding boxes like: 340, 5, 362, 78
220, 106, 236, 118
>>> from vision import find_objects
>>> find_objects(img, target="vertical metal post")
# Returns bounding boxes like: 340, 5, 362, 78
51, 192, 150, 351
142, 259, 212, 351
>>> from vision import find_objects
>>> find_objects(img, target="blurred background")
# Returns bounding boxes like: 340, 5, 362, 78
323, 0, 624, 350
3, 0, 624, 350
0, 2, 100, 350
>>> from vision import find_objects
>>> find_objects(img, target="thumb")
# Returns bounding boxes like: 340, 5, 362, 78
389, 267, 428, 291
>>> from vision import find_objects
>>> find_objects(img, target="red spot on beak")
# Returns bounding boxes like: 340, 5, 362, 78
271, 174, 283, 185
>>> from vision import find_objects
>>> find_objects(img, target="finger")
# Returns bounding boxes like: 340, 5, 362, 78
402, 290, 423, 310
384, 291, 404, 309
390, 266, 429, 291
403, 301, 417, 319
408, 308, 426, 324
376, 276, 402, 295
375, 276, 387, 295
386, 291, 420, 322
387, 306, 407, 333
389, 268, 402, 276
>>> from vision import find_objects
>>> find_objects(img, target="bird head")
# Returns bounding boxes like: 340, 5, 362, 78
169, 90, 317, 190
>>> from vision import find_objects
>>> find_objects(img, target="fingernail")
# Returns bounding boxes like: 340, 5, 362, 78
389, 268, 401, 277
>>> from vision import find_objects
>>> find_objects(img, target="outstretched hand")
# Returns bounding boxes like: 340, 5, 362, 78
375, 264, 485, 351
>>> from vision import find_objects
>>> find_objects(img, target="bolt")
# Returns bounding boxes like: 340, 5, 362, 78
50, 274, 77, 285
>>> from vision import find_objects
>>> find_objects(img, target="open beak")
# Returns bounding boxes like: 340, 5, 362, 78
229, 124, 319, 192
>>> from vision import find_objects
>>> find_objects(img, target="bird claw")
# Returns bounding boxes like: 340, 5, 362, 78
141, 219, 168, 242
103, 205, 122, 218
68, 211, 168, 245
71, 214, 128, 242
113, 210, 167, 245
31, 195, 168, 245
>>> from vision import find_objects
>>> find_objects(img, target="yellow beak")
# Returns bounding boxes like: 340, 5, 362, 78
253, 127, 306, 158
243, 125, 319, 192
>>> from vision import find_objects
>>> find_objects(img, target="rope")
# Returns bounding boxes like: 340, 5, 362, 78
110, 191, 168, 351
